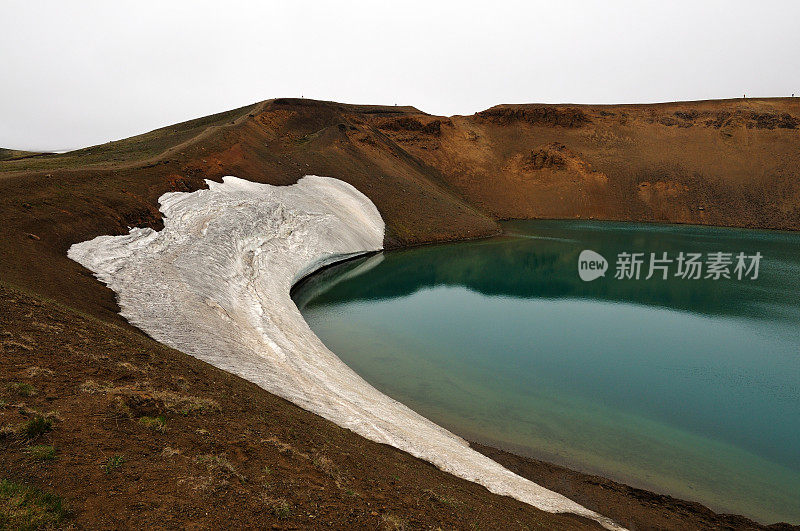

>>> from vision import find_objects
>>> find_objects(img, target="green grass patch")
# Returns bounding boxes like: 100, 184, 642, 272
0, 479, 68, 529
103, 455, 125, 474
27, 445, 56, 461
10, 383, 36, 398
138, 415, 166, 432
269, 498, 290, 519
21, 416, 52, 440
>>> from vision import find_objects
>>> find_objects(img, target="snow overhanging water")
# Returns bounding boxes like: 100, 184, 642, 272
68, 175, 621, 529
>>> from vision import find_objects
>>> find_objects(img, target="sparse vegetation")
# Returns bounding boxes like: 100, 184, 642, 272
138, 415, 166, 432
21, 415, 52, 440
115, 361, 142, 372
103, 455, 125, 474
10, 382, 36, 397
27, 445, 56, 461
160, 391, 221, 416
269, 498, 291, 519
312, 454, 336, 476
423, 488, 461, 507
0, 479, 68, 529
193, 454, 240, 492
0, 103, 258, 174
79, 379, 109, 394
196, 454, 235, 474
382, 513, 407, 530
23, 366, 54, 378
111, 395, 133, 419
80, 380, 221, 417
161, 446, 180, 458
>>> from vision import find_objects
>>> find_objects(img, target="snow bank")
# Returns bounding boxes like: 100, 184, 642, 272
68, 175, 621, 529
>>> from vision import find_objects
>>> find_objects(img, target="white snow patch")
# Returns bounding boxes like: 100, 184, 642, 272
68, 175, 622, 529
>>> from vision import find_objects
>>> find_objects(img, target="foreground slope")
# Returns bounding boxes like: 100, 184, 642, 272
1, 97, 798, 529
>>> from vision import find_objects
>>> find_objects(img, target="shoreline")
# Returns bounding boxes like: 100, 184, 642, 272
67, 175, 622, 529
1, 278, 792, 529
3, 96, 800, 528
292, 220, 800, 528
469, 442, 797, 530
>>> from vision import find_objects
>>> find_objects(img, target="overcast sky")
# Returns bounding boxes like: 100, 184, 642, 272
2, 0, 799, 151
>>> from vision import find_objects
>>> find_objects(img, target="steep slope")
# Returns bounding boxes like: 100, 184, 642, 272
0, 284, 604, 530
66, 176, 618, 528
361, 98, 800, 228
4, 97, 800, 323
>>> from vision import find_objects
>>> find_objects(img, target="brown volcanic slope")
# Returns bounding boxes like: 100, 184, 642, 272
376, 98, 800, 228
1, 97, 799, 529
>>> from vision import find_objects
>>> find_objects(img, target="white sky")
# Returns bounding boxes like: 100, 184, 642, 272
2, 0, 799, 151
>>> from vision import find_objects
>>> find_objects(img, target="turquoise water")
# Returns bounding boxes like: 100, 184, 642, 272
292, 221, 800, 524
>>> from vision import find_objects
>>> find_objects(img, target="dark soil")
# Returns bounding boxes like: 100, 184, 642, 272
472, 444, 797, 531
0, 284, 600, 530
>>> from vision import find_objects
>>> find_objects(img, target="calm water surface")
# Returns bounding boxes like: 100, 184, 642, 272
292, 221, 800, 524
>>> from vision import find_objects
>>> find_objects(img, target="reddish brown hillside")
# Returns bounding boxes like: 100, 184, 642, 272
363, 98, 800, 228
1, 97, 798, 529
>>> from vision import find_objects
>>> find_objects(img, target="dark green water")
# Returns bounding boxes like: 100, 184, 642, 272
292, 221, 800, 524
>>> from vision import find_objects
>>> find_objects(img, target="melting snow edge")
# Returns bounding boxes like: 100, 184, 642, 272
68, 175, 622, 530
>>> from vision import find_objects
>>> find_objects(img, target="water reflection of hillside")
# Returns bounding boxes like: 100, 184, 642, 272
294, 221, 800, 322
